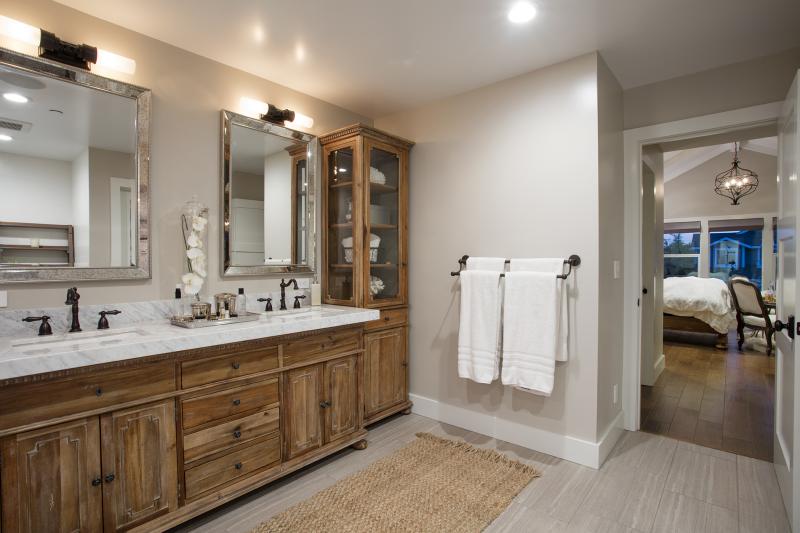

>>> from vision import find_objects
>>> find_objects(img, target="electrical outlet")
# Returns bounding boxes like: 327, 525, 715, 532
613, 384, 618, 405
613, 260, 621, 279
0, 290, 6, 308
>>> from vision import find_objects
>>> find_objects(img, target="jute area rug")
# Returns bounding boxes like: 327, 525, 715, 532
251, 432, 540, 533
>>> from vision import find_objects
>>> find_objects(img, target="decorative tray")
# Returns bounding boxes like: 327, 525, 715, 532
170, 312, 261, 329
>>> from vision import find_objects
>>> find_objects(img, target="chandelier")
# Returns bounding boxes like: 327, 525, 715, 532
713, 142, 758, 205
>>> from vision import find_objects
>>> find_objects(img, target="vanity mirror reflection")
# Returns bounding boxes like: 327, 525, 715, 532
0, 48, 150, 282
221, 110, 316, 276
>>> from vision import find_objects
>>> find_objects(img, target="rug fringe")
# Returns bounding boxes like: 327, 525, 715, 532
415, 432, 542, 477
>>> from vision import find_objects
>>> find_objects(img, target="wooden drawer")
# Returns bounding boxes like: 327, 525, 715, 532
183, 407, 280, 463
181, 346, 279, 389
181, 378, 278, 430
0, 362, 176, 431
184, 434, 280, 500
282, 328, 361, 368
365, 308, 407, 331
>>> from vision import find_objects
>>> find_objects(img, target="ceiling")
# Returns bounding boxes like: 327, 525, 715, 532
664, 137, 777, 183
54, 0, 800, 118
0, 65, 136, 161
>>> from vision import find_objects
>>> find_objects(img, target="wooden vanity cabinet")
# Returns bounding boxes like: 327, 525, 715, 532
321, 124, 414, 425
0, 400, 177, 533
283, 354, 361, 460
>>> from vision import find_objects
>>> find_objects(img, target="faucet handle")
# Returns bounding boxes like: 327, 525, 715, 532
257, 297, 273, 312
97, 310, 122, 330
22, 316, 53, 336
293, 295, 306, 309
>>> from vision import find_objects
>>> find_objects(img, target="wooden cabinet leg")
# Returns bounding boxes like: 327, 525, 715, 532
351, 439, 368, 450
401, 407, 412, 415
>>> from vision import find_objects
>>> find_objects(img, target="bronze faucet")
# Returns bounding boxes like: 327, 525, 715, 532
65, 287, 81, 332
279, 279, 299, 311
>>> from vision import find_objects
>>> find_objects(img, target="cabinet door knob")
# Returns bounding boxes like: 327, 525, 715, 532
231, 362, 240, 370
95, 388, 102, 396
105, 473, 115, 483
233, 429, 242, 439
91, 477, 102, 487
319, 400, 331, 408
232, 399, 241, 406
234, 462, 243, 470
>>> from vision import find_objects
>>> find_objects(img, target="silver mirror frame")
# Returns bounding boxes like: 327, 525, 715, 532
221, 110, 317, 277
0, 47, 151, 283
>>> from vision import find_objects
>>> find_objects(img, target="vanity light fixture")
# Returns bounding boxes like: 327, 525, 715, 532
2, 92, 28, 103
507, 1, 537, 23
239, 96, 314, 129
0, 134, 12, 142
0, 15, 136, 74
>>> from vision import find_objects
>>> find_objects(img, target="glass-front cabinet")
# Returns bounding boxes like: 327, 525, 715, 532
321, 125, 412, 309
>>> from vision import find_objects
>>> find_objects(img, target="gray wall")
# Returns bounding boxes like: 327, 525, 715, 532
596, 56, 625, 436
88, 148, 136, 267
376, 53, 622, 443
664, 149, 777, 219
624, 47, 800, 130
1, 0, 370, 308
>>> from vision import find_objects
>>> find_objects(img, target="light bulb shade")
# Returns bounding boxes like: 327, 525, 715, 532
713, 145, 758, 206
285, 111, 314, 129
0, 15, 41, 47
94, 49, 136, 75
240, 97, 270, 118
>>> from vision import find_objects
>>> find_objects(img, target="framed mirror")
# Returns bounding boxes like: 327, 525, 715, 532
221, 110, 317, 277
0, 48, 151, 283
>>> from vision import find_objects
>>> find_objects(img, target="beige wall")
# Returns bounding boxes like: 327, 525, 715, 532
664, 149, 777, 219
376, 53, 617, 443
231, 171, 263, 201
596, 56, 625, 435
624, 47, 800, 130
0, 0, 370, 308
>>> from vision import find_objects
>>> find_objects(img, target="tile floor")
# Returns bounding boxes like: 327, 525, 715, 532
173, 413, 790, 533
641, 332, 775, 461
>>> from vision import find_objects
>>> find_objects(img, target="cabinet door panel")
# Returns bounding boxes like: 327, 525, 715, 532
324, 355, 359, 443
283, 365, 323, 459
364, 327, 407, 418
0, 417, 102, 533
101, 400, 177, 532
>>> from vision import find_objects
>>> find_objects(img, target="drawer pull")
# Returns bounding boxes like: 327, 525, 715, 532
105, 473, 115, 483
233, 429, 242, 439
384, 316, 390, 321
319, 400, 331, 408
95, 388, 102, 396
231, 362, 240, 370
232, 399, 241, 406
91, 477, 102, 487
234, 462, 243, 470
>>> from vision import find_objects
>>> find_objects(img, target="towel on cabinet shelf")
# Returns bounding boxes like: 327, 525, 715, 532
501, 259, 567, 396
457, 257, 506, 384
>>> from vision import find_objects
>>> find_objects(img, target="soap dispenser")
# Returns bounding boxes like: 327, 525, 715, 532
236, 287, 246, 316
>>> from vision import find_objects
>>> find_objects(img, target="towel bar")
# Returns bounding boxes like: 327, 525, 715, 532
450, 254, 581, 279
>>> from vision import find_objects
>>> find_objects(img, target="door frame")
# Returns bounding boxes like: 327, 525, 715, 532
622, 102, 783, 431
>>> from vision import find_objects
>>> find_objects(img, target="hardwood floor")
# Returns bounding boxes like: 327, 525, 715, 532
641, 331, 775, 462
172, 412, 789, 533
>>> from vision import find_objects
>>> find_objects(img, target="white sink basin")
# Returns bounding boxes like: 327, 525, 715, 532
10, 327, 151, 354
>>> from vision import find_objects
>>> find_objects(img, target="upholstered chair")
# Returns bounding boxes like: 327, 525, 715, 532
729, 278, 775, 356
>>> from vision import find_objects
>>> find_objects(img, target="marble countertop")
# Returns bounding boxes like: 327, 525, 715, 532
0, 305, 379, 381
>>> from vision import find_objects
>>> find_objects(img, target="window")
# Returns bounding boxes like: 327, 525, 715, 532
708, 218, 763, 288
664, 222, 700, 278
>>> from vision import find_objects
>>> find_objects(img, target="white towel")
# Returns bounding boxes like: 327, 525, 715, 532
457, 257, 505, 383
501, 271, 559, 395
510, 258, 568, 362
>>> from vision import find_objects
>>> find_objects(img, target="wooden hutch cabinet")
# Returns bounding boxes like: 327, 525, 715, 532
320, 124, 413, 425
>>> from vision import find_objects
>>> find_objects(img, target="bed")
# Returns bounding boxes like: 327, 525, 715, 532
662, 276, 737, 349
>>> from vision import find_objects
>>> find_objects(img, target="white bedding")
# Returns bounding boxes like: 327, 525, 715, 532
663, 276, 736, 334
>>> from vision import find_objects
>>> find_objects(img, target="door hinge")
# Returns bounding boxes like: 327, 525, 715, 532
637, 298, 640, 307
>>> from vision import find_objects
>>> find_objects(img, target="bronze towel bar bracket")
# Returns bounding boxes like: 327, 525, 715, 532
450, 255, 581, 279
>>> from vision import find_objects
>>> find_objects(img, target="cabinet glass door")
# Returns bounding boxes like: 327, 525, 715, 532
325, 143, 359, 304
364, 140, 404, 307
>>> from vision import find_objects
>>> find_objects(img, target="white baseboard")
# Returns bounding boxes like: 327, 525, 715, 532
653, 353, 665, 381
410, 393, 625, 469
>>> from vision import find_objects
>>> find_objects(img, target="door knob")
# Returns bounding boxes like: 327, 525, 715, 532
91, 477, 102, 487
775, 315, 795, 339
642, 288, 648, 295
104, 473, 115, 483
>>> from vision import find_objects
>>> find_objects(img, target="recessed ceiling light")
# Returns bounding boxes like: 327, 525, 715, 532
0, 134, 12, 142
3, 92, 28, 103
508, 1, 537, 24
